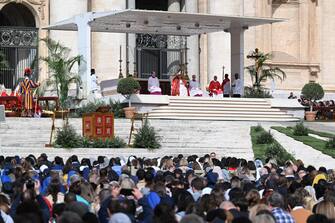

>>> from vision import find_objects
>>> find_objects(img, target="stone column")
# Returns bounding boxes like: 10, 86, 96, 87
127, 0, 136, 76
230, 25, 245, 95
167, 0, 181, 76
242, 0, 256, 87
320, 0, 335, 91
91, 0, 126, 81
182, 0, 200, 81
207, 0, 231, 83
49, 0, 87, 57
49, 0, 88, 97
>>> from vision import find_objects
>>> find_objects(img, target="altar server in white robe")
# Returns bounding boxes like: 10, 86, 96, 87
148, 71, 162, 95
189, 75, 203, 97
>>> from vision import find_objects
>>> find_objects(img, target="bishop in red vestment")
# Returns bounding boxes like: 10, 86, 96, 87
208, 75, 222, 96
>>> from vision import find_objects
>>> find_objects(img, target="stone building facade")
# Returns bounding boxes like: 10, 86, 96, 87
0, 0, 334, 97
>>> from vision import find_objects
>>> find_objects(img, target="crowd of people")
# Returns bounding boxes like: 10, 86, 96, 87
298, 97, 335, 120
1, 152, 335, 223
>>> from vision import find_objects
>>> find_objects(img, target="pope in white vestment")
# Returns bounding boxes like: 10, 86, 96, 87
148, 71, 162, 94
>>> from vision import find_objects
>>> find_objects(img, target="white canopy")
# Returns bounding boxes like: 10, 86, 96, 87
44, 9, 283, 36
43, 9, 284, 98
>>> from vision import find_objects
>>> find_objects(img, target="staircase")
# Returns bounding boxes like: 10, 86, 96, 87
148, 97, 300, 122
0, 118, 255, 160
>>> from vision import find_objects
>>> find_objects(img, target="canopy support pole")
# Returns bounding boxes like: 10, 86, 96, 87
76, 14, 92, 99
230, 24, 247, 96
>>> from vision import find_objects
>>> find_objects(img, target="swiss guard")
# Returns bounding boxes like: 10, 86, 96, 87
18, 67, 40, 117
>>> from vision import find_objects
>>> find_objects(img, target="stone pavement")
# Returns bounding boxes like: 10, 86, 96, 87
263, 125, 335, 169
303, 122, 335, 135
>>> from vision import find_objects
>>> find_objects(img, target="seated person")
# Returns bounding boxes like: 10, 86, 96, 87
288, 92, 297, 99
189, 75, 203, 97
148, 71, 162, 95
208, 75, 222, 97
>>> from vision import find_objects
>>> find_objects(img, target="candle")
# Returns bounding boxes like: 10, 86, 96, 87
119, 45, 122, 60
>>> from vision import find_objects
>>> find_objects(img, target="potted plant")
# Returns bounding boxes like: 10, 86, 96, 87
117, 76, 141, 119
301, 82, 324, 121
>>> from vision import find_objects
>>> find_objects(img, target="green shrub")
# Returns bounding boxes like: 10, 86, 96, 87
265, 143, 295, 166
326, 137, 335, 149
117, 77, 141, 107
74, 100, 106, 117
107, 137, 127, 148
133, 120, 161, 150
91, 138, 107, 148
244, 87, 272, 98
55, 124, 82, 148
254, 124, 263, 132
301, 82, 324, 102
293, 123, 308, 136
256, 130, 274, 144
109, 100, 125, 118
84, 137, 126, 148
82, 137, 92, 148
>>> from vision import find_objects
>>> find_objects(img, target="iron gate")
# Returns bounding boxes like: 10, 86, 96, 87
136, 34, 186, 79
0, 26, 38, 89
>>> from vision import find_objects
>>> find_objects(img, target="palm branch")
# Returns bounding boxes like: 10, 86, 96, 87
259, 67, 286, 83
245, 50, 286, 89
40, 38, 82, 109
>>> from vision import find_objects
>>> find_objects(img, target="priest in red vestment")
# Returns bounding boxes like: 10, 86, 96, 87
208, 75, 222, 96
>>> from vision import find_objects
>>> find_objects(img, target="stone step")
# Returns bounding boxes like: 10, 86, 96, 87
155, 106, 282, 112
0, 118, 254, 160
168, 103, 271, 108
168, 96, 268, 102
149, 112, 295, 118
150, 109, 288, 115
169, 100, 270, 105
149, 116, 299, 122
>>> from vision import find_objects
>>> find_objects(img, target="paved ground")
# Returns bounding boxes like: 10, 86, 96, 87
263, 125, 335, 169
303, 122, 335, 135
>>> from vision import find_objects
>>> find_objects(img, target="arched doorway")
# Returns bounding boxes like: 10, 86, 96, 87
0, 2, 38, 89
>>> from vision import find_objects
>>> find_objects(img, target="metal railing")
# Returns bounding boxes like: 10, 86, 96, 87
0, 27, 38, 89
